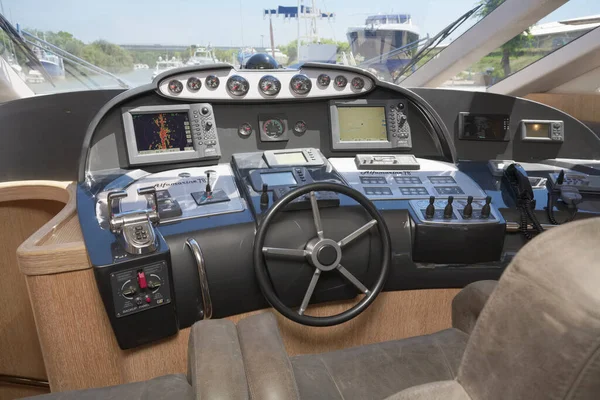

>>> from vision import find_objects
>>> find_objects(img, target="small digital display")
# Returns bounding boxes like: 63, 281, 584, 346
460, 113, 509, 141
338, 107, 388, 142
273, 152, 307, 165
132, 112, 193, 155
260, 172, 297, 187
524, 122, 550, 138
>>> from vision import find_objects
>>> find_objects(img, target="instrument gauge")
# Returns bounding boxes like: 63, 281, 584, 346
238, 122, 253, 137
187, 77, 202, 91
262, 118, 286, 137
290, 74, 312, 95
168, 79, 183, 93
293, 120, 307, 134
227, 75, 249, 96
258, 75, 281, 96
351, 77, 365, 90
334, 75, 348, 88
317, 74, 331, 87
205, 75, 220, 89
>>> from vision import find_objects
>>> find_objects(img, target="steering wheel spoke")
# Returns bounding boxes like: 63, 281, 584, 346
309, 191, 325, 239
263, 246, 309, 260
298, 269, 321, 315
337, 264, 370, 294
338, 219, 377, 248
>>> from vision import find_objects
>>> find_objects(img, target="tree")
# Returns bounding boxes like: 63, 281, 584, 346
475, 0, 531, 77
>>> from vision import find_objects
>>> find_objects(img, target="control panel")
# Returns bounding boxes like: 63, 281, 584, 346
548, 171, 600, 195
329, 157, 486, 200
264, 148, 326, 167
100, 165, 245, 225
410, 196, 498, 224
122, 104, 221, 166
110, 261, 172, 318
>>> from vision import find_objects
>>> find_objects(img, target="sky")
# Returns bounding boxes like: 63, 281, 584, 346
2, 0, 599, 47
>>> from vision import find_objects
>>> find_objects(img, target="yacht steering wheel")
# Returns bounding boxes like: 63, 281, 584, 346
253, 182, 391, 326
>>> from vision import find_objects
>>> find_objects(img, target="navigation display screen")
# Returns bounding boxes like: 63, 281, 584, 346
460, 113, 509, 141
524, 122, 550, 138
132, 112, 193, 154
274, 152, 307, 165
338, 107, 388, 142
260, 172, 297, 187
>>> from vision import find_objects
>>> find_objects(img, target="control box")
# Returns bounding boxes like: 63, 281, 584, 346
355, 154, 420, 170
548, 171, 600, 196
110, 261, 172, 318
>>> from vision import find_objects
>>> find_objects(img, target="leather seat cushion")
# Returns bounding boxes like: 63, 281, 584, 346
290, 328, 468, 400
24, 374, 193, 400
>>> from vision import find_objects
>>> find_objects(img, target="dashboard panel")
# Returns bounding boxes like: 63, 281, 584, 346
73, 62, 600, 349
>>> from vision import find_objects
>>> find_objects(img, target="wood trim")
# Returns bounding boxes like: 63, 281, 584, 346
26, 262, 458, 392
9, 181, 90, 276
525, 93, 600, 124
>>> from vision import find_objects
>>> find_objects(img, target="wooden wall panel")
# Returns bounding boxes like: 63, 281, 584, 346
0, 200, 63, 382
525, 93, 600, 123
27, 260, 458, 392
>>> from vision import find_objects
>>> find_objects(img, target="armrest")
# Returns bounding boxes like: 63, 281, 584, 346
452, 280, 498, 335
237, 312, 300, 400
187, 319, 249, 400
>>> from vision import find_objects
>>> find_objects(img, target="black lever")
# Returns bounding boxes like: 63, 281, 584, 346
425, 196, 435, 219
443, 196, 454, 219
260, 184, 269, 209
557, 169, 565, 185
481, 196, 492, 218
463, 195, 473, 219
205, 171, 212, 195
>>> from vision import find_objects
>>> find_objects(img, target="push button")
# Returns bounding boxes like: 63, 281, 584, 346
137, 271, 148, 289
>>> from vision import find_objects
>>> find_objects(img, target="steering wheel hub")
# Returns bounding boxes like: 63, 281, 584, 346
306, 238, 342, 271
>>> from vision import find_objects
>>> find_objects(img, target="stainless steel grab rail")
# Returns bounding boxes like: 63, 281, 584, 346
185, 238, 213, 319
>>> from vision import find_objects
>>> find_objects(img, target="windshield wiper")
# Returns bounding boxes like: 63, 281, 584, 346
394, 4, 482, 84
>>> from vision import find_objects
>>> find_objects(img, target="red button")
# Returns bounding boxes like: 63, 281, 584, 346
145, 296, 151, 304
137, 271, 147, 289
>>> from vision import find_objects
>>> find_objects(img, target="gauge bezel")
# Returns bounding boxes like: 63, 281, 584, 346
168, 79, 183, 94
205, 75, 220, 89
258, 75, 282, 96
290, 74, 312, 95
186, 77, 202, 91
238, 122, 253, 137
262, 118, 286, 137
334, 75, 348, 88
293, 120, 307, 134
317, 74, 331, 87
227, 75, 249, 96
351, 77, 365, 90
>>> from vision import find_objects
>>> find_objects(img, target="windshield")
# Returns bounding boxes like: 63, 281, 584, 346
0, 0, 598, 97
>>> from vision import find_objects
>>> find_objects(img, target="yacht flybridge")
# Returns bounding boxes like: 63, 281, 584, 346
1, 0, 600, 399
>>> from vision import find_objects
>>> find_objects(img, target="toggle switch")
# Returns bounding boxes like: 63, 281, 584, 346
444, 196, 454, 219
481, 196, 492, 219
463, 196, 473, 219
425, 196, 435, 219
137, 271, 147, 289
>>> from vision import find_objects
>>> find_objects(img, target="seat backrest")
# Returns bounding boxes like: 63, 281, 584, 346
457, 217, 600, 400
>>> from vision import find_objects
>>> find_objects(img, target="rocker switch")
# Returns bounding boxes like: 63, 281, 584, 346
137, 271, 148, 290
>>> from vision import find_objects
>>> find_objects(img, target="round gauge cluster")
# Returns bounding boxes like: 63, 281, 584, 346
334, 75, 348, 88
227, 75, 250, 96
187, 77, 202, 91
205, 75, 220, 89
290, 74, 312, 95
317, 74, 331, 87
259, 75, 281, 96
351, 77, 365, 90
262, 118, 286, 138
168, 79, 183, 94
